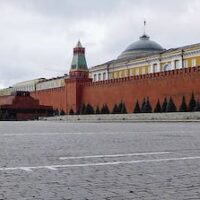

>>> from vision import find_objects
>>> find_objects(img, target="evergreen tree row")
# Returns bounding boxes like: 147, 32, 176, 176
69, 101, 128, 115
112, 101, 127, 114
68, 92, 200, 115
52, 109, 66, 116
133, 93, 200, 113
73, 103, 110, 115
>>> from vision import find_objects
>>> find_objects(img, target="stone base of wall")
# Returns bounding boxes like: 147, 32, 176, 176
40, 112, 200, 122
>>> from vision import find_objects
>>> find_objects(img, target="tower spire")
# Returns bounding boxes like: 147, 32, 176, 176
143, 19, 146, 34
76, 39, 82, 48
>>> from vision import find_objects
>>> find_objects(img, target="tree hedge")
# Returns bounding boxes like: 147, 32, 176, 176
179, 96, 187, 112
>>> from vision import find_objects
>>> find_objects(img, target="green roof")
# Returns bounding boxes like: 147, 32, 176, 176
71, 41, 88, 71
71, 54, 88, 70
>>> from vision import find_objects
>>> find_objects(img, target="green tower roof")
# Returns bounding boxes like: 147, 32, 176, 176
71, 41, 88, 71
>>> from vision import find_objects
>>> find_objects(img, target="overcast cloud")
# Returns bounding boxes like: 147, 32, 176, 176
0, 0, 200, 88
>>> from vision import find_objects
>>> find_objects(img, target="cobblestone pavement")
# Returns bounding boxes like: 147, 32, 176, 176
0, 121, 200, 200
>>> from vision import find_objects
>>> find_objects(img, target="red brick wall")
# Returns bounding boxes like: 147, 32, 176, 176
2, 67, 199, 114
65, 78, 92, 113
80, 67, 200, 113
31, 87, 66, 112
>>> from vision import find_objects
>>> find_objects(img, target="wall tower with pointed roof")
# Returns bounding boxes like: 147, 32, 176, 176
65, 41, 92, 114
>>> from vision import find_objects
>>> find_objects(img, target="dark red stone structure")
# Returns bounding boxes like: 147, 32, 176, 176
0, 91, 53, 120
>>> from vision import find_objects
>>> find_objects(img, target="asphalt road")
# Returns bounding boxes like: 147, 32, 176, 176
0, 121, 200, 200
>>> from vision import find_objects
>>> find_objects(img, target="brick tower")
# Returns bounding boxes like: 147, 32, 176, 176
65, 41, 91, 114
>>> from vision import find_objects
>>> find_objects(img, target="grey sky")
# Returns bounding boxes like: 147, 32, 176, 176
0, 0, 200, 88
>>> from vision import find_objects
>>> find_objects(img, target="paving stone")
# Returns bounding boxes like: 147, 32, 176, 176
0, 122, 200, 199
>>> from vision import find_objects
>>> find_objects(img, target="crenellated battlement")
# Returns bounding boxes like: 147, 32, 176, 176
83, 66, 200, 87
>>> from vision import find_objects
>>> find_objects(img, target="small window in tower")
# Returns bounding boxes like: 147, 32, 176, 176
192, 58, 196, 67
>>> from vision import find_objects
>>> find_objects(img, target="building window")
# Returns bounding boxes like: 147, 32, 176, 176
148, 66, 151, 73
164, 63, 172, 71
183, 60, 188, 68
142, 67, 146, 74
98, 73, 101, 81
125, 70, 128, 77
103, 72, 106, 80
192, 58, 196, 67
136, 68, 139, 75
175, 60, 181, 69
119, 71, 122, 78
94, 74, 97, 81
153, 64, 158, 73
130, 69, 133, 76
109, 73, 113, 79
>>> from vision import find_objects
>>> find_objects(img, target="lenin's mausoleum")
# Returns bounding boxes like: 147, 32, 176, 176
0, 30, 200, 119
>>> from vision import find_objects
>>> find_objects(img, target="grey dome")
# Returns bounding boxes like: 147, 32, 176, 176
118, 34, 164, 59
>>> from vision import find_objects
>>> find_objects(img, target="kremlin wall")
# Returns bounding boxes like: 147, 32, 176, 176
30, 66, 200, 114
0, 31, 200, 119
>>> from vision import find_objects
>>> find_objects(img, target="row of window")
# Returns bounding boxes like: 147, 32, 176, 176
93, 58, 197, 81
93, 72, 107, 82
0, 79, 65, 95
14, 85, 35, 92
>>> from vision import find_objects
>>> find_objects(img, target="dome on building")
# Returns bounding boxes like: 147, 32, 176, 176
118, 34, 165, 59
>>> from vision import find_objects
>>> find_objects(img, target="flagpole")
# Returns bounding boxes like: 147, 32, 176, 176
144, 20, 146, 34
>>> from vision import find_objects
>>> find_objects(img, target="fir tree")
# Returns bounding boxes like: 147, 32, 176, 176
54, 109, 59, 116
47, 109, 53, 117
133, 100, 140, 113
112, 104, 118, 114
80, 103, 86, 115
4, 110, 9, 120
69, 108, 74, 115
141, 98, 146, 113
188, 92, 196, 112
166, 97, 177, 112
179, 96, 187, 112
85, 104, 94, 114
104, 104, 110, 114
101, 104, 110, 114
101, 105, 105, 114
95, 106, 100, 114
121, 102, 127, 114
0, 108, 3, 121
117, 101, 123, 113
162, 98, 167, 112
60, 109, 65, 115
195, 101, 200, 111
146, 97, 152, 113
154, 99, 161, 113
